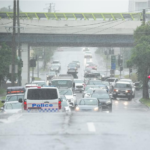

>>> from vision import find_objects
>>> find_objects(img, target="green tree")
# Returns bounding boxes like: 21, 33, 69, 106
129, 24, 150, 99
0, 43, 12, 86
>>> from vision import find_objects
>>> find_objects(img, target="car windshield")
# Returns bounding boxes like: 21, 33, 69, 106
59, 89, 73, 95
49, 72, 56, 75
107, 79, 115, 82
68, 64, 76, 67
115, 83, 132, 88
52, 80, 72, 88
5, 103, 22, 109
6, 95, 24, 102
92, 93, 109, 99
51, 65, 59, 68
88, 80, 102, 85
74, 80, 83, 83
101, 82, 109, 86
33, 82, 46, 86
79, 99, 98, 105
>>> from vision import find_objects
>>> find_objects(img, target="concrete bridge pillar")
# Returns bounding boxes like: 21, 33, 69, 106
21, 44, 30, 86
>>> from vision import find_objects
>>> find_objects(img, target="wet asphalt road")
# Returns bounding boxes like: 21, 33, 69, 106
0, 47, 150, 150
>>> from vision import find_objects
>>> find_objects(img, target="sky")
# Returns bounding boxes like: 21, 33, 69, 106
0, 0, 129, 13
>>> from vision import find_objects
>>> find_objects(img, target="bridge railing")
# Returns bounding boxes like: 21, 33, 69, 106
0, 12, 147, 21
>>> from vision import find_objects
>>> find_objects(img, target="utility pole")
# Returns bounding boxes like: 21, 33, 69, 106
143, 9, 146, 25
17, 0, 21, 86
11, 0, 17, 86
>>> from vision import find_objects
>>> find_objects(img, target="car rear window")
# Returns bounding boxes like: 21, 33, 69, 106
115, 83, 132, 88
27, 89, 58, 100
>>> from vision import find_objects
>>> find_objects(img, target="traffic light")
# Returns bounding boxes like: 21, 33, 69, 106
118, 55, 123, 66
120, 66, 123, 71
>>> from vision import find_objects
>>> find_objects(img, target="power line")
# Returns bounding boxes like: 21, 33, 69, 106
71, 20, 115, 34
0, 22, 12, 26
19, 20, 114, 28
93, 20, 128, 34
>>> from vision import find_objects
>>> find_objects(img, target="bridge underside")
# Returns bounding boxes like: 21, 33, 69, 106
0, 33, 134, 47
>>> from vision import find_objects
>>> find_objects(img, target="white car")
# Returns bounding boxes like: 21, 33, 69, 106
52, 60, 61, 69
59, 88, 77, 107
74, 79, 85, 92
84, 52, 92, 58
0, 101, 23, 114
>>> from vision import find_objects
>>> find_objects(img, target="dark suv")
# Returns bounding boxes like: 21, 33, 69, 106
91, 89, 112, 112
112, 82, 133, 100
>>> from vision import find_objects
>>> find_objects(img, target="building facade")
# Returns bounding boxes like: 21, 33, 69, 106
129, 0, 150, 12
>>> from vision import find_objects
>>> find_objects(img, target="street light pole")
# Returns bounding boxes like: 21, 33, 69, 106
17, 0, 21, 86
11, 0, 17, 86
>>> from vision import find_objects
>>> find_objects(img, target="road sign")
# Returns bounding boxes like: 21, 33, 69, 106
111, 55, 116, 70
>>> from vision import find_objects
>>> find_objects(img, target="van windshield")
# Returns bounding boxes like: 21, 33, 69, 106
27, 89, 58, 100
52, 80, 72, 88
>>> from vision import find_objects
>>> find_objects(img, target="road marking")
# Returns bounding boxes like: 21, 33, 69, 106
87, 122, 96, 132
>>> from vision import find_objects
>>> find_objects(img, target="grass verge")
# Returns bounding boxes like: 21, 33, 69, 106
140, 98, 150, 107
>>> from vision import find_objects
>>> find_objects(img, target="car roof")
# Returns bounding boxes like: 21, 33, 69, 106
32, 81, 45, 82
80, 98, 97, 100
116, 81, 131, 84
4, 101, 21, 104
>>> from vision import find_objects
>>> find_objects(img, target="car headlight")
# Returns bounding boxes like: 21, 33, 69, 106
94, 107, 99, 111
75, 107, 80, 111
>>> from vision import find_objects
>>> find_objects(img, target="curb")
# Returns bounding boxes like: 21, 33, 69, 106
134, 97, 150, 110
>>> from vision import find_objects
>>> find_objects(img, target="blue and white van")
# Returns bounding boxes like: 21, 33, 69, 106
23, 87, 61, 112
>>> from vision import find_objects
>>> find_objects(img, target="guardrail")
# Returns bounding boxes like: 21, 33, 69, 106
0, 12, 147, 21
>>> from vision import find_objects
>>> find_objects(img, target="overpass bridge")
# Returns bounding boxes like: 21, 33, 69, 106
0, 12, 145, 85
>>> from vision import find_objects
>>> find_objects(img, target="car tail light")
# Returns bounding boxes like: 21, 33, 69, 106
58, 100, 61, 109
114, 89, 118, 92
24, 101, 27, 110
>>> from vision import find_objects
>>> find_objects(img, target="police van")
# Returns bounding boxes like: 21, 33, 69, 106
21, 87, 61, 111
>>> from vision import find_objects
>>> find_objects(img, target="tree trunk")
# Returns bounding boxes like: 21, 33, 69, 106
143, 69, 149, 99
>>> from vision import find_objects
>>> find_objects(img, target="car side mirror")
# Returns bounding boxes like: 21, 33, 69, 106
0, 107, 4, 110
1, 100, 5, 103
18, 98, 23, 103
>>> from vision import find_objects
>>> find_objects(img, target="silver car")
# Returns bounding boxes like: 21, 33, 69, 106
0, 101, 23, 114
75, 98, 100, 112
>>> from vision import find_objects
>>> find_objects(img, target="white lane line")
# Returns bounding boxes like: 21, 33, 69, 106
87, 122, 96, 132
